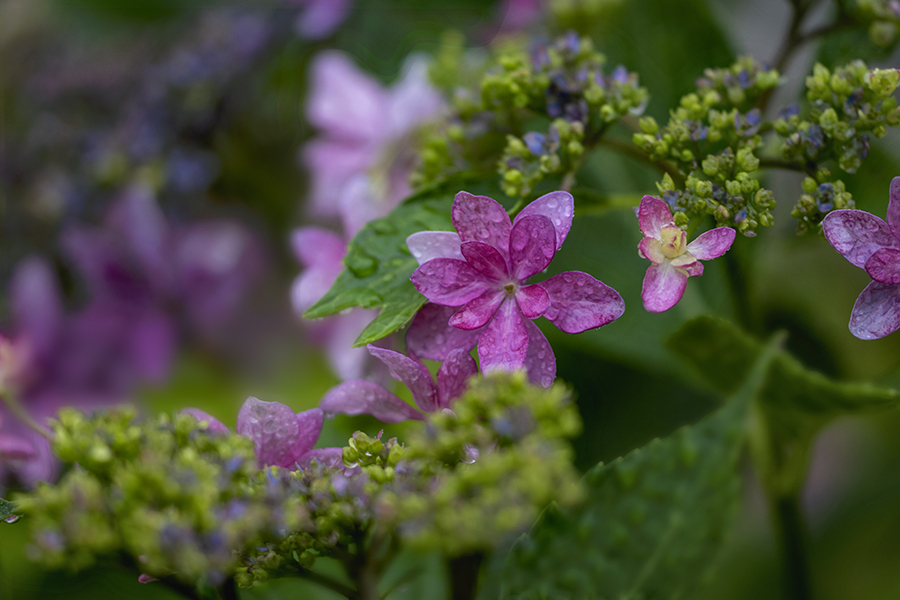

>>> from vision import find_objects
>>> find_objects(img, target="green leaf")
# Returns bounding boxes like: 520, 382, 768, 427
0, 498, 20, 524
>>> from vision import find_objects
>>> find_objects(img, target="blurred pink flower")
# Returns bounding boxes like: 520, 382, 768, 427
292, 0, 353, 39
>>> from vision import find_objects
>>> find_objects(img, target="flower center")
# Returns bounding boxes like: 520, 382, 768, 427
503, 282, 518, 297
659, 224, 687, 260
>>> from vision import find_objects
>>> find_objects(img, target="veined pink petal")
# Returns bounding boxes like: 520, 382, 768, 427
280, 408, 325, 467
477, 299, 529, 372
641, 262, 688, 313
514, 191, 574, 250
540, 271, 626, 333
516, 284, 550, 319
296, 448, 345, 469
367, 346, 438, 412
307, 51, 388, 142
523, 320, 556, 388
451, 192, 512, 257
637, 196, 673, 238
319, 380, 424, 423
436, 348, 478, 408
849, 280, 900, 340
686, 227, 736, 260
181, 409, 230, 434
888, 177, 900, 240
822, 209, 900, 269
638, 237, 665, 264
450, 291, 505, 330
410, 258, 496, 306
236, 397, 301, 468
866, 248, 900, 284
405, 303, 483, 360
407, 231, 463, 265
677, 261, 704, 277
509, 215, 556, 281
461, 241, 509, 280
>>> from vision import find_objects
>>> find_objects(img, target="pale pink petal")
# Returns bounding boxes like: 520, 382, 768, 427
678, 261, 704, 277
450, 291, 505, 330
339, 175, 387, 239
279, 408, 325, 467
637, 195, 673, 238
236, 397, 300, 468
823, 209, 900, 269
302, 140, 376, 218
181, 409, 230, 434
294, 0, 351, 39
509, 215, 556, 281
641, 262, 688, 313
405, 303, 483, 360
461, 241, 509, 280
451, 192, 512, 257
514, 191, 574, 251
388, 56, 445, 137
540, 271, 625, 333
849, 280, 900, 340
319, 380, 424, 423
296, 447, 345, 469
477, 299, 529, 372
637, 237, 665, 264
410, 258, 496, 306
367, 345, 438, 412
686, 227, 736, 260
292, 227, 346, 272
866, 248, 900, 284
436, 348, 478, 408
888, 177, 900, 240
407, 231, 463, 265
324, 308, 380, 381
515, 284, 550, 319
523, 320, 556, 388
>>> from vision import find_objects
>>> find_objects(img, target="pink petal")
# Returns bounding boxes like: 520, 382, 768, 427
641, 262, 688, 313
515, 284, 550, 319
866, 248, 900, 284
523, 320, 556, 388
450, 291, 506, 330
388, 56, 445, 137
540, 271, 626, 333
514, 191, 574, 251
180, 409, 230, 434
319, 380, 424, 423
823, 209, 900, 269
451, 192, 512, 257
302, 140, 375, 218
236, 397, 301, 468
436, 348, 478, 408
637, 195, 673, 238
477, 299, 529, 372
367, 346, 438, 412
686, 227, 736, 260
339, 175, 389, 239
138, 574, 158, 584
407, 231, 463, 265
888, 177, 900, 240
291, 227, 346, 312
405, 303, 483, 360
306, 51, 388, 142
279, 408, 325, 468
461, 241, 509, 280
638, 237, 665, 264
849, 280, 900, 340
410, 258, 496, 306
324, 308, 381, 381
296, 447, 345, 469
509, 215, 556, 281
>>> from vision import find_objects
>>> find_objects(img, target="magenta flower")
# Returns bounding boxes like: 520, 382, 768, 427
636, 195, 736, 313
319, 345, 477, 423
822, 177, 900, 339
406, 191, 625, 386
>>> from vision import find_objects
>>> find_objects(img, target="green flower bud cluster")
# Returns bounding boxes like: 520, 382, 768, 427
694, 56, 782, 110
500, 119, 585, 197
853, 0, 900, 47
791, 174, 855, 234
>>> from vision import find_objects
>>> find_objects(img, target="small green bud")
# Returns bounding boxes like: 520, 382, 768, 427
639, 116, 659, 134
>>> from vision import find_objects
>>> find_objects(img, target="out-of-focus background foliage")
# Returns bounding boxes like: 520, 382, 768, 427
2, 0, 900, 598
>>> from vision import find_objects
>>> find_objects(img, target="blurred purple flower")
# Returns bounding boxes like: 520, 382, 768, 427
319, 345, 477, 423
497, 0, 544, 33
637, 195, 735, 313
823, 177, 900, 339
407, 191, 625, 387
292, 0, 353, 39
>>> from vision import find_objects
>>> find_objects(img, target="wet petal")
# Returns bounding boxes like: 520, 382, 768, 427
319, 380, 424, 423
509, 215, 556, 281
236, 397, 300, 468
296, 448, 345, 469
637, 195, 673, 238
866, 248, 900, 284
451, 192, 512, 256
516, 284, 550, 319
678, 261, 704, 277
541, 271, 626, 332
181, 409, 230, 434
477, 299, 529, 372
410, 258, 496, 306
849, 280, 900, 340
450, 291, 505, 330
641, 262, 688, 313
407, 231, 463, 265
514, 190, 574, 250
367, 346, 438, 412
638, 237, 665, 264
686, 227, 736, 260
281, 408, 325, 467
405, 303, 483, 360
461, 241, 509, 280
888, 177, 900, 240
823, 209, 900, 269
436, 348, 478, 408
523, 320, 556, 388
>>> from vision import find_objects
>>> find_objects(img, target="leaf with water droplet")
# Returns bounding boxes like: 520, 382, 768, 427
0, 498, 19, 524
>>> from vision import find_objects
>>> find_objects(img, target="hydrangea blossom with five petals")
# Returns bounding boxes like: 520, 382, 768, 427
823, 177, 900, 339
406, 191, 625, 386
636, 195, 736, 313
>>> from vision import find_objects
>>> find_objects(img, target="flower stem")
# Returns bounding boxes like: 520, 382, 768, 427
292, 569, 359, 599
771, 493, 814, 600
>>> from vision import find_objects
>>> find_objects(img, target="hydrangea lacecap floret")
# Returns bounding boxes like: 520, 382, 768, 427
407, 190, 625, 386
637, 195, 736, 313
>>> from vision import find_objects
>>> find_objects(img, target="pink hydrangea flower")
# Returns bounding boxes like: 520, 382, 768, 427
319, 345, 477, 424
406, 190, 625, 386
636, 195, 736, 313
823, 177, 900, 339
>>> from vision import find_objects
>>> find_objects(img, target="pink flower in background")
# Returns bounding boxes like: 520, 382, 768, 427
637, 195, 736, 313
319, 345, 477, 424
292, 0, 353, 39
407, 191, 625, 387
823, 177, 900, 339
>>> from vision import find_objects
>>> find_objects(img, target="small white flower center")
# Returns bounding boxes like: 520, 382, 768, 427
659, 225, 687, 260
